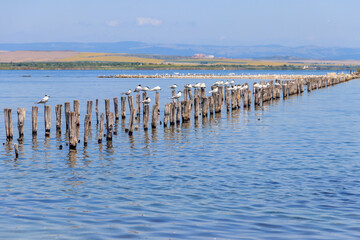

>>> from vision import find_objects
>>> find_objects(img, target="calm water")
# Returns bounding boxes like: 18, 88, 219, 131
0, 70, 359, 239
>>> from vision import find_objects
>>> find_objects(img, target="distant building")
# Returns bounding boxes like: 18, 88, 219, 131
193, 53, 216, 59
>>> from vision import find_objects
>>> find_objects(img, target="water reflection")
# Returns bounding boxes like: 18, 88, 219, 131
67, 150, 77, 168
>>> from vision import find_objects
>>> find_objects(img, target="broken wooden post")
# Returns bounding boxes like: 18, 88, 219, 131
106, 112, 114, 141
105, 99, 110, 116
87, 100, 93, 125
121, 96, 126, 119
14, 143, 19, 158
164, 103, 170, 127
143, 104, 149, 130
69, 111, 77, 149
17, 108, 26, 142
64, 102, 70, 132
113, 97, 119, 120
32, 106, 38, 135
96, 99, 99, 124
98, 113, 104, 143
128, 96, 134, 113
155, 92, 160, 107
55, 104, 62, 131
142, 92, 147, 114
73, 100, 80, 126
84, 114, 90, 146
44, 105, 51, 137
128, 109, 136, 136
136, 94, 141, 117
194, 97, 200, 119
202, 97, 209, 117
176, 101, 181, 123
4, 108, 13, 140
151, 104, 159, 128
170, 102, 176, 125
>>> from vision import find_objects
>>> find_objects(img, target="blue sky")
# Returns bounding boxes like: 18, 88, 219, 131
1, 0, 360, 47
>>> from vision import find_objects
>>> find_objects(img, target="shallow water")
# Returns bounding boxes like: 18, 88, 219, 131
0, 70, 359, 239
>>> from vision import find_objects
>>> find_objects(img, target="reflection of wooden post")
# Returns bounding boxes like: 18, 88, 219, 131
55, 104, 62, 131
84, 114, 90, 146
164, 103, 170, 127
17, 108, 26, 142
143, 104, 149, 130
64, 102, 70, 131
98, 113, 104, 143
69, 112, 77, 149
14, 143, 19, 158
32, 106, 38, 135
44, 105, 51, 137
96, 99, 99, 124
121, 97, 126, 119
113, 97, 119, 120
73, 100, 80, 126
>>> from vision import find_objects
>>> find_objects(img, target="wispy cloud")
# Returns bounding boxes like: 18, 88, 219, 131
136, 17, 162, 26
106, 20, 121, 27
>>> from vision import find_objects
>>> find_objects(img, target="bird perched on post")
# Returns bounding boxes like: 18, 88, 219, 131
141, 97, 151, 104
169, 84, 177, 89
35, 95, 50, 104
134, 84, 142, 92
150, 86, 161, 91
141, 86, 150, 91
209, 88, 218, 94
169, 91, 182, 100
122, 89, 132, 95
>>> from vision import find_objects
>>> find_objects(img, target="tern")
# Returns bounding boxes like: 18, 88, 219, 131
184, 84, 192, 89
193, 83, 201, 88
141, 97, 151, 104
230, 80, 235, 85
134, 84, 142, 92
150, 86, 161, 91
169, 84, 177, 89
122, 89, 132, 95
200, 83, 206, 88
169, 91, 182, 100
209, 88, 218, 94
141, 86, 150, 91
35, 95, 50, 104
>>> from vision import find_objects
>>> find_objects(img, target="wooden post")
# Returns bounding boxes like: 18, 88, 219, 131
170, 102, 176, 125
142, 92, 147, 114
14, 143, 19, 158
151, 104, 159, 128
87, 100, 93, 125
69, 112, 77, 149
32, 106, 38, 135
113, 97, 119, 120
17, 108, 26, 142
96, 99, 99, 124
55, 104, 62, 131
84, 114, 90, 146
98, 113, 104, 143
225, 89, 231, 112
208, 96, 214, 115
106, 113, 114, 140
121, 96, 126, 119
164, 103, 170, 127
194, 97, 200, 119
128, 96, 134, 113
128, 109, 136, 136
44, 105, 51, 137
136, 94, 141, 117
143, 104, 149, 130
176, 101, 181, 123
4, 108, 13, 140
105, 99, 110, 116
231, 90, 237, 110
73, 100, 80, 126
64, 102, 70, 132
202, 97, 209, 117
155, 92, 160, 107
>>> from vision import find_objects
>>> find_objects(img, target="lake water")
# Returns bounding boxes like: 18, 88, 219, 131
0, 70, 359, 239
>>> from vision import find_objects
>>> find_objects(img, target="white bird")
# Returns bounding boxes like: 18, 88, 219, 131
200, 83, 206, 88
193, 83, 201, 88
209, 88, 218, 94
141, 97, 151, 104
122, 89, 132, 95
169, 91, 182, 100
224, 80, 230, 85
230, 80, 235, 85
150, 86, 161, 91
184, 84, 192, 89
35, 95, 50, 104
169, 84, 177, 89
134, 84, 142, 92
141, 86, 150, 91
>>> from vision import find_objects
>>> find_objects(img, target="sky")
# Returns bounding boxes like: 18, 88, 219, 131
1, 0, 360, 47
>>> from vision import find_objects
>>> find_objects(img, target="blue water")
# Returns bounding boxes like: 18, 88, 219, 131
0, 70, 359, 239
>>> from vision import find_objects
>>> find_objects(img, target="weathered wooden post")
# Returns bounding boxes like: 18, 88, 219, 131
68, 111, 77, 149
164, 103, 170, 127
96, 99, 99, 124
194, 97, 200, 119
155, 92, 160, 107
151, 104, 159, 128
87, 100, 93, 125
202, 97, 209, 117
208, 96, 214, 115
98, 113, 104, 143
84, 114, 90, 146
136, 94, 141, 117
142, 92, 147, 114
32, 106, 38, 135
113, 97, 119, 120
105, 99, 110, 116
55, 104, 62, 131
143, 104, 149, 130
128, 109, 136, 136
170, 102, 176, 125
4, 108, 13, 140
106, 112, 114, 141
44, 105, 51, 137
17, 108, 26, 142
14, 143, 19, 158
128, 96, 134, 113
121, 96, 126, 119
64, 102, 70, 132
176, 101, 181, 123
73, 100, 80, 126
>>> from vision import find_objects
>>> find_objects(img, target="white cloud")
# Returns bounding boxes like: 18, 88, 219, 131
107, 20, 121, 27
136, 17, 162, 26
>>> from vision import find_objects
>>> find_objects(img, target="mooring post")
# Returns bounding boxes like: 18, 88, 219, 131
17, 108, 26, 142
44, 105, 51, 137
